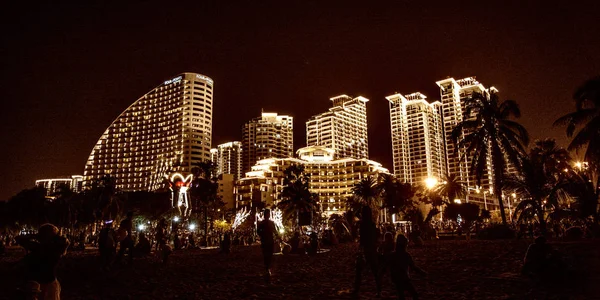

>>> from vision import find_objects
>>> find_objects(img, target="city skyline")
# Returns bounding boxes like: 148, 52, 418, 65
3, 1, 600, 200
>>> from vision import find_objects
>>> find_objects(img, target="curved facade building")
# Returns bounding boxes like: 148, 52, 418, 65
84, 72, 214, 191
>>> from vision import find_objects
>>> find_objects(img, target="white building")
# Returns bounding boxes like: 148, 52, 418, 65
386, 92, 446, 186
436, 77, 493, 191
212, 141, 243, 181
242, 112, 293, 174
84, 72, 214, 191
35, 175, 84, 196
306, 95, 369, 160
235, 146, 389, 215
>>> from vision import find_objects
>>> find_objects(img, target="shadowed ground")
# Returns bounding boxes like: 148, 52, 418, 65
1, 239, 599, 299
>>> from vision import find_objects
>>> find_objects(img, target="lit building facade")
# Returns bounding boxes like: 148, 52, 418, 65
35, 175, 84, 196
212, 141, 243, 181
235, 146, 389, 215
436, 77, 493, 191
306, 95, 369, 160
386, 92, 446, 186
242, 112, 293, 174
84, 72, 214, 191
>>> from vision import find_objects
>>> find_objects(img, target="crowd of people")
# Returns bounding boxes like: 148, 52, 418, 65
4, 206, 587, 300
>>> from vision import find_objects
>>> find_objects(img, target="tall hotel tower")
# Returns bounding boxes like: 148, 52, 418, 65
306, 95, 369, 159
84, 72, 214, 191
386, 92, 446, 186
242, 112, 293, 173
436, 77, 494, 190
212, 141, 243, 181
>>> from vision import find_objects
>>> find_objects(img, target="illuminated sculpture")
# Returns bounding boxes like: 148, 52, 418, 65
168, 173, 193, 217
256, 208, 284, 233
232, 207, 250, 231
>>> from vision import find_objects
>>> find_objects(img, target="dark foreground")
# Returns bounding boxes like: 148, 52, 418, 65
1, 239, 599, 299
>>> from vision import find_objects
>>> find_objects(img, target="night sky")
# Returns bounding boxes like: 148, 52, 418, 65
2, 1, 599, 200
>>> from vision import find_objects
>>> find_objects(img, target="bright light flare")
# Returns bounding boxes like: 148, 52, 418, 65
173, 216, 180, 222
232, 208, 250, 231
424, 177, 438, 189
256, 208, 284, 233
189, 224, 196, 230
454, 199, 461, 204
138, 224, 145, 231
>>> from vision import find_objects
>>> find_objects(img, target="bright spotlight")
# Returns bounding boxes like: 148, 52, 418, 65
454, 199, 461, 204
424, 177, 438, 189
173, 216, 180, 222
189, 224, 196, 230
138, 224, 145, 231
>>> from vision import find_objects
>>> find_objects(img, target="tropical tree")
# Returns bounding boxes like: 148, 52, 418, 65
434, 174, 466, 203
554, 77, 600, 172
504, 139, 571, 235
191, 161, 220, 244
377, 174, 415, 217
278, 164, 318, 229
451, 90, 529, 225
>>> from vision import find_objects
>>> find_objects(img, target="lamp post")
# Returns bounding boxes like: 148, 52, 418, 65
469, 187, 489, 210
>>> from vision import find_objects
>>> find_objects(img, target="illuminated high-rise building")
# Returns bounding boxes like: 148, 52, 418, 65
306, 95, 369, 160
242, 112, 293, 174
212, 141, 243, 181
436, 77, 495, 191
83, 72, 214, 191
386, 92, 446, 186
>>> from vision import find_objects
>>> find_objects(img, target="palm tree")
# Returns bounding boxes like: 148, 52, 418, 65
434, 174, 466, 203
504, 139, 571, 235
353, 177, 381, 221
191, 161, 219, 244
554, 77, 600, 172
377, 174, 415, 217
278, 164, 317, 229
451, 90, 529, 225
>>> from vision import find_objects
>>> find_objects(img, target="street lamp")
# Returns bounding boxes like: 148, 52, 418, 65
173, 216, 180, 222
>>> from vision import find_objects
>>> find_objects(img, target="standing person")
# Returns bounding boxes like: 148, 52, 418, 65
390, 234, 427, 300
116, 211, 134, 265
155, 218, 167, 252
257, 209, 278, 284
98, 220, 116, 271
16, 223, 69, 300
353, 206, 382, 297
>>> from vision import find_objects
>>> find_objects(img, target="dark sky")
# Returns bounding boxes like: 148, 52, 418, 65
2, 1, 599, 200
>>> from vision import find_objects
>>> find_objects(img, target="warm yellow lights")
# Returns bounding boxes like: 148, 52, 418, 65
424, 177, 438, 189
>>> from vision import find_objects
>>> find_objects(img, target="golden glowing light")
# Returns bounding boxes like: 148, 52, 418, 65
424, 177, 438, 189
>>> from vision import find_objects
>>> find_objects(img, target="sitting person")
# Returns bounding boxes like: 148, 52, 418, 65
135, 232, 151, 257
522, 236, 565, 279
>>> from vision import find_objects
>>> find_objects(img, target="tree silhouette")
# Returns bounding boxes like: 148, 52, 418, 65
504, 139, 572, 236
451, 90, 529, 225
278, 164, 318, 229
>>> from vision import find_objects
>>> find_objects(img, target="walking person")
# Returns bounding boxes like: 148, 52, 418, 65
115, 211, 134, 265
16, 223, 69, 300
390, 234, 427, 300
257, 208, 278, 284
353, 205, 382, 297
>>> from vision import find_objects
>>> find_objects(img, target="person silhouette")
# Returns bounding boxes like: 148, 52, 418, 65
353, 205, 382, 297
115, 211, 134, 265
257, 208, 278, 284
522, 236, 552, 277
390, 234, 426, 300
16, 223, 69, 300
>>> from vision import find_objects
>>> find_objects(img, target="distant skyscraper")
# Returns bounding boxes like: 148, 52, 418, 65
84, 72, 214, 191
306, 95, 369, 159
386, 92, 446, 186
436, 77, 494, 190
242, 112, 293, 174
212, 141, 243, 181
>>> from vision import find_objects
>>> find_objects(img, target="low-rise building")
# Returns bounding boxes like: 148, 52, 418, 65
234, 146, 389, 215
